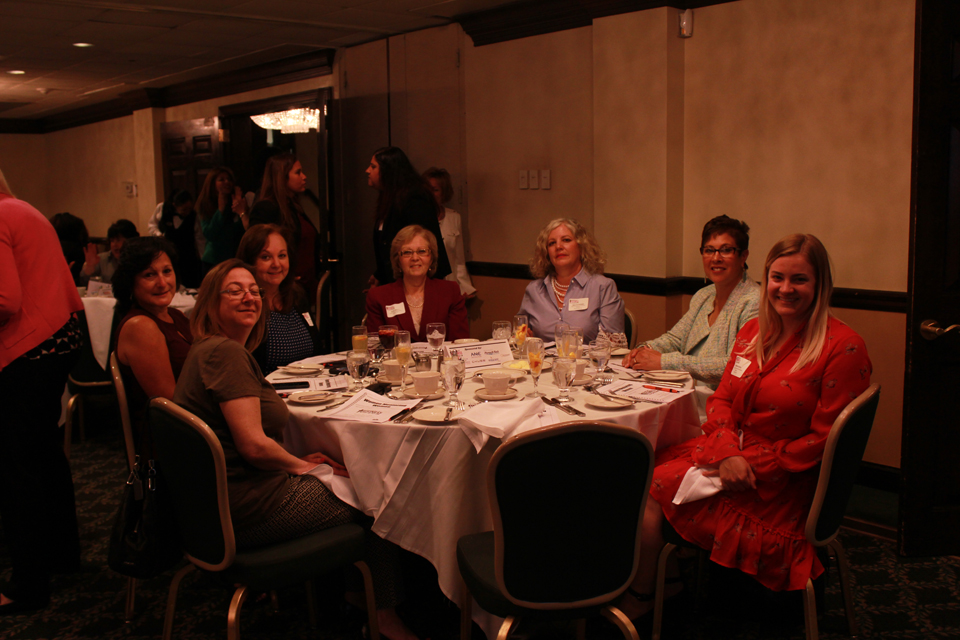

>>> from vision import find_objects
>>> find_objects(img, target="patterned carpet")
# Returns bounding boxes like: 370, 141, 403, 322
1, 412, 958, 640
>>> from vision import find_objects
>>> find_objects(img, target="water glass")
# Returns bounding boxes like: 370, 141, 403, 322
554, 322, 570, 355
346, 350, 370, 392
513, 314, 528, 350
426, 322, 446, 352
492, 320, 512, 341
561, 328, 583, 359
552, 357, 576, 402
525, 337, 545, 398
589, 339, 612, 385
442, 358, 466, 407
394, 331, 413, 396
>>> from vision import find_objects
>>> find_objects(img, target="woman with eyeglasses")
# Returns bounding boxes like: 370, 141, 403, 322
365, 225, 468, 342
623, 215, 760, 388
237, 224, 320, 375
174, 259, 422, 640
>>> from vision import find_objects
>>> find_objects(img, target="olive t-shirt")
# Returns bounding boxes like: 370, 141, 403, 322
173, 335, 290, 530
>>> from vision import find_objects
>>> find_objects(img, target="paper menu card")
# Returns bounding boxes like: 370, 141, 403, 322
443, 339, 513, 370
323, 389, 421, 423
597, 380, 693, 405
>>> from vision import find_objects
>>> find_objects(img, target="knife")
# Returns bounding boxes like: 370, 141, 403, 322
541, 396, 586, 417
391, 399, 425, 422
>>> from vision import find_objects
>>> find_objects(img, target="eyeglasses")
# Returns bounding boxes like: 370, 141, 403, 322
220, 287, 263, 299
398, 248, 430, 259
700, 246, 741, 258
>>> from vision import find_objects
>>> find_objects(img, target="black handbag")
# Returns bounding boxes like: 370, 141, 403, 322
107, 455, 182, 579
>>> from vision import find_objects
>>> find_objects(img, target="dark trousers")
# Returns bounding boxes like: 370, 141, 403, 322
0, 348, 81, 599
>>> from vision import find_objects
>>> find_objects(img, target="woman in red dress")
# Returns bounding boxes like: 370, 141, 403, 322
622, 233, 872, 617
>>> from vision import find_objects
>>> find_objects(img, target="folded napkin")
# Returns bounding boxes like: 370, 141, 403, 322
458, 399, 544, 452
672, 466, 723, 505
302, 453, 349, 477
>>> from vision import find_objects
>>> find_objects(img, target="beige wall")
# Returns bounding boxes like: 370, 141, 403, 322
0, 133, 49, 214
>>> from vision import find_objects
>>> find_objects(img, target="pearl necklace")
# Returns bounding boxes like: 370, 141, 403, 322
405, 291, 424, 309
552, 277, 570, 307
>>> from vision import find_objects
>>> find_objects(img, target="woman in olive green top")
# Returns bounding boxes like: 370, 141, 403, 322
173, 259, 421, 640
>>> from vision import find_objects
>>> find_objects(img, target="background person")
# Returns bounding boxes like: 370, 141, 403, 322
517, 217, 623, 343
79, 218, 139, 285
155, 189, 202, 288
196, 166, 247, 275
50, 211, 91, 285
422, 167, 475, 298
0, 168, 84, 614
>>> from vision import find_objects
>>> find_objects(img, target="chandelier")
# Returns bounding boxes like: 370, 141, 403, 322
250, 108, 320, 134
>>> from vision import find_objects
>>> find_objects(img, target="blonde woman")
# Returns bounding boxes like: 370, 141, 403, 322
620, 234, 872, 619
517, 218, 623, 343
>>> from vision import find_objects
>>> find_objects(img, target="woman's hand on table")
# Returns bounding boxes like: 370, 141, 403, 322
623, 345, 662, 370
301, 452, 350, 478
703, 456, 756, 492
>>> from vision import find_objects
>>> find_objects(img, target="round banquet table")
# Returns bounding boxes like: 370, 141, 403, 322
278, 361, 702, 638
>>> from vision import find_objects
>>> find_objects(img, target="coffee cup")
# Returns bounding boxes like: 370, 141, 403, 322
382, 359, 402, 380
411, 371, 441, 395
575, 359, 589, 378
482, 370, 512, 395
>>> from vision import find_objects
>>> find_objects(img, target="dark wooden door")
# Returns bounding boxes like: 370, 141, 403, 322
900, 0, 960, 556
160, 118, 221, 200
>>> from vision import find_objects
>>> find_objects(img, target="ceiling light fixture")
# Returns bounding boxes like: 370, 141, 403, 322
73, 42, 94, 48
7, 70, 25, 75
250, 108, 321, 134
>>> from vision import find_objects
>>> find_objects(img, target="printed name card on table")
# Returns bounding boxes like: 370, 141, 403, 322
598, 380, 693, 405
86, 280, 112, 297
443, 339, 514, 370
324, 389, 421, 423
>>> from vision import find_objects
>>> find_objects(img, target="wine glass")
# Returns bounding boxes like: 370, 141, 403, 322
552, 357, 576, 402
442, 357, 466, 408
492, 320, 511, 341
513, 314, 528, 351
525, 338, 545, 398
589, 339, 612, 385
426, 322, 446, 354
554, 322, 570, 355
346, 350, 370, 392
394, 330, 413, 397
378, 324, 398, 360
352, 325, 368, 354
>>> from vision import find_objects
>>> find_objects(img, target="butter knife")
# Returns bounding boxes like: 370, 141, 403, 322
541, 396, 586, 417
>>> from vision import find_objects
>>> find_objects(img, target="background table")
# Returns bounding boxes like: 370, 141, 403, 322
279, 366, 701, 637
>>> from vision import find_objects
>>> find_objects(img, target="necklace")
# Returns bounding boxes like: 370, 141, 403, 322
405, 290, 424, 309
552, 277, 569, 307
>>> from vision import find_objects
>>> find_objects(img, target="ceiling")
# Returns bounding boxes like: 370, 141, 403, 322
0, 0, 524, 119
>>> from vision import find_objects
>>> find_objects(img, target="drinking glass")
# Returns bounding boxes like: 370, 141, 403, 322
442, 357, 466, 408
492, 320, 512, 341
378, 324, 398, 359
561, 328, 583, 360
394, 331, 413, 396
352, 325, 368, 354
552, 357, 576, 402
525, 338, 545, 398
589, 339, 612, 385
513, 314, 528, 351
426, 322, 446, 353
554, 322, 570, 355
346, 350, 370, 392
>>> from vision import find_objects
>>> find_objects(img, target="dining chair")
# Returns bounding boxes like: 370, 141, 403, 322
457, 420, 655, 640
623, 307, 638, 349
314, 269, 331, 330
147, 398, 380, 640
64, 310, 114, 458
108, 352, 139, 621
650, 383, 882, 640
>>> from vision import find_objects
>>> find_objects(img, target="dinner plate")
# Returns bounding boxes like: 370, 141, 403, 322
412, 406, 464, 423
376, 373, 414, 386
611, 347, 631, 357
453, 338, 480, 344
287, 391, 339, 405
279, 363, 325, 375
584, 395, 633, 410
475, 388, 519, 401
501, 359, 553, 372
403, 389, 446, 400
474, 368, 525, 382
643, 370, 689, 382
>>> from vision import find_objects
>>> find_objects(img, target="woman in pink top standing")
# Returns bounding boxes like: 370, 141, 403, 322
0, 168, 85, 614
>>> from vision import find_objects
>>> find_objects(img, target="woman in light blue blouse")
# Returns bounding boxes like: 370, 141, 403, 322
517, 218, 624, 343
623, 215, 759, 387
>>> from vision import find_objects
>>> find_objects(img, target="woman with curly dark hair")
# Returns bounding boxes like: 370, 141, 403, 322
196, 166, 247, 274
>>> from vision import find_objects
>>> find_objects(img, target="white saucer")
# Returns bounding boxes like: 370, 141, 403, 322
279, 363, 325, 375
475, 388, 519, 401
453, 338, 480, 344
611, 347, 631, 357
571, 374, 595, 386
585, 395, 633, 410
643, 370, 689, 382
474, 368, 525, 382
403, 389, 446, 400
377, 373, 414, 386
502, 359, 553, 372
287, 391, 339, 405
412, 406, 464, 423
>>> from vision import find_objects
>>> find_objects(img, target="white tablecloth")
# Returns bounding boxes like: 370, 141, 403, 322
80, 292, 196, 370
278, 365, 701, 638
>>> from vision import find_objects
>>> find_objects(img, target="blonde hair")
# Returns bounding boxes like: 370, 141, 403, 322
191, 259, 267, 352
529, 218, 606, 279
390, 225, 438, 279
755, 234, 834, 372
0, 168, 14, 197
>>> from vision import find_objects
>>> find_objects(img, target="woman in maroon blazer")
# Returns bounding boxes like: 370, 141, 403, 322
365, 225, 468, 343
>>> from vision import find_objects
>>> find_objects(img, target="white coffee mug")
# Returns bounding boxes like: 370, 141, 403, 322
411, 371, 441, 395
575, 359, 589, 378
382, 359, 402, 380
482, 370, 512, 395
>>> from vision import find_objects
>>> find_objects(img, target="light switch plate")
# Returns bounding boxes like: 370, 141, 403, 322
540, 169, 551, 190
528, 169, 539, 189
519, 170, 528, 189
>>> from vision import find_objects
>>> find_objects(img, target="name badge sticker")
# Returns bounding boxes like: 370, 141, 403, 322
731, 356, 751, 378
568, 297, 589, 311
302, 312, 314, 327
386, 302, 405, 318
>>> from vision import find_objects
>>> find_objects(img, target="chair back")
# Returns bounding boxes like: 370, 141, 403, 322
489, 421, 654, 610
623, 307, 638, 349
68, 310, 112, 388
148, 398, 236, 572
108, 352, 137, 472
314, 270, 331, 328
805, 383, 881, 546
